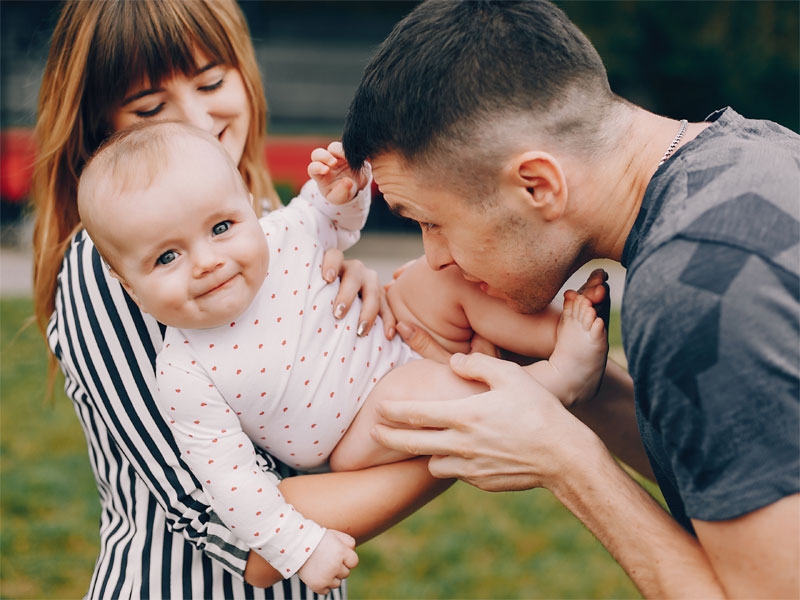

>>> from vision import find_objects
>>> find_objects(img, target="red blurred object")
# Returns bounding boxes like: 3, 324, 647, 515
1, 128, 37, 204
264, 135, 331, 193
0, 130, 350, 206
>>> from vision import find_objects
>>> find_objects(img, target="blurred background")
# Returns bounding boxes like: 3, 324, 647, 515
1, 0, 798, 236
1, 1, 798, 598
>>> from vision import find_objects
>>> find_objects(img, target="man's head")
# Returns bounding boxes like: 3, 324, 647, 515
78, 121, 269, 329
343, 0, 622, 311
344, 0, 616, 188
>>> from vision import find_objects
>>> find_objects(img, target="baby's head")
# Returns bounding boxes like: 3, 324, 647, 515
78, 121, 269, 329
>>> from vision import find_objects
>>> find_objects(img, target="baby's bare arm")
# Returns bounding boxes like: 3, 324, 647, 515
389, 257, 559, 359
387, 258, 473, 355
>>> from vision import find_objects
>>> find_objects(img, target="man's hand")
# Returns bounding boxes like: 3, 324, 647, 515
372, 352, 595, 492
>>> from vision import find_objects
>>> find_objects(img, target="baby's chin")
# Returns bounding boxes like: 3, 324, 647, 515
160, 294, 257, 330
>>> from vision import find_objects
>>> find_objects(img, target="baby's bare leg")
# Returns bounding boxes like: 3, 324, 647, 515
524, 291, 608, 407
329, 359, 486, 472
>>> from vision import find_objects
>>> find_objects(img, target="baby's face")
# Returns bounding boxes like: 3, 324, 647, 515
112, 144, 268, 329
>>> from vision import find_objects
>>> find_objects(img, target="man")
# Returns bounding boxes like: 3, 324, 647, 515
341, 1, 799, 597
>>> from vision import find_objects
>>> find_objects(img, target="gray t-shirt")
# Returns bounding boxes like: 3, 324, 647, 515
621, 107, 800, 532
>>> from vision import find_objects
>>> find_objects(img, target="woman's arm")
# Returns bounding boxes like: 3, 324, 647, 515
246, 458, 452, 587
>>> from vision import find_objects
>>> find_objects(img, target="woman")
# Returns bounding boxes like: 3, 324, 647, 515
31, 1, 447, 597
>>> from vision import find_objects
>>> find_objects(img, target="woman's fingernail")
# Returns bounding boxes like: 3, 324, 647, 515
334, 303, 346, 319
325, 269, 337, 282
357, 321, 367, 337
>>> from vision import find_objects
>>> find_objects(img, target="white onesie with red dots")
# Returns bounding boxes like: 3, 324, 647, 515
156, 179, 418, 578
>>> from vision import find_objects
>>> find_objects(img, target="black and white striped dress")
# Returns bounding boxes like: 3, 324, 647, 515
48, 229, 344, 599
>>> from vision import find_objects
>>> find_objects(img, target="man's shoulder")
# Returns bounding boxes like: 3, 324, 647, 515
627, 112, 799, 279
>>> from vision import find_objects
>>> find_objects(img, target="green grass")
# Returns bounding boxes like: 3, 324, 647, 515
1, 298, 643, 599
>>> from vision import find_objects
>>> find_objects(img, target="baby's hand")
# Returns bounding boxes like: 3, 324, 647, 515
307, 141, 369, 205
296, 529, 359, 595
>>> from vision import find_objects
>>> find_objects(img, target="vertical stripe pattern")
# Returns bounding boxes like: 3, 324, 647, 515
49, 230, 342, 599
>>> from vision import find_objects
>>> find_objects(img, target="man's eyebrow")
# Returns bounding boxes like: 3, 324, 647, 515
121, 62, 221, 106
387, 201, 414, 219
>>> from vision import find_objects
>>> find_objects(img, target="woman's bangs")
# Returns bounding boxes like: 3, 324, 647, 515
83, 0, 237, 133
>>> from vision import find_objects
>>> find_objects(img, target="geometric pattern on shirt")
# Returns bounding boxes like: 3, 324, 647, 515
667, 193, 799, 407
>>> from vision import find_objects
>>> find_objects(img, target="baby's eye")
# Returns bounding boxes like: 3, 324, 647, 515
157, 250, 178, 265
212, 220, 232, 235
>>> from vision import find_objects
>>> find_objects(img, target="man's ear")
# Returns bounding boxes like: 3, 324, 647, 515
507, 151, 568, 221
108, 268, 143, 309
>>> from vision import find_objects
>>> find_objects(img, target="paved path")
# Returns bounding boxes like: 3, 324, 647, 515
1, 232, 627, 309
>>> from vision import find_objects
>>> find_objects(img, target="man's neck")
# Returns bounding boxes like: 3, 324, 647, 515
571, 109, 696, 262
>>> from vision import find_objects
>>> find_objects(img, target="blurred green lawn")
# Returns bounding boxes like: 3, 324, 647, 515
1, 297, 646, 599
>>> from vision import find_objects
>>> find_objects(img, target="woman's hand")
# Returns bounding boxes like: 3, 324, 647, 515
321, 249, 395, 338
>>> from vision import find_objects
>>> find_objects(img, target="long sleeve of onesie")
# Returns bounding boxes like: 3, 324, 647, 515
157, 351, 324, 578
284, 168, 372, 252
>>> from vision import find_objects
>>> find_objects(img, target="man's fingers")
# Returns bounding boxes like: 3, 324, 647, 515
396, 321, 452, 363
372, 421, 456, 457
448, 351, 523, 386
375, 396, 464, 429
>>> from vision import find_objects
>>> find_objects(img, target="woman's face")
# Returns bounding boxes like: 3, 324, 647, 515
108, 51, 251, 165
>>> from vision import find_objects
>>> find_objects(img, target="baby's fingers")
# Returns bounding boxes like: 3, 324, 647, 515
310, 146, 337, 166
307, 160, 330, 179
326, 141, 346, 160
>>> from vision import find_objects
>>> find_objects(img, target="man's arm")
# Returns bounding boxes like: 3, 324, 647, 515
693, 494, 800, 598
370, 353, 798, 597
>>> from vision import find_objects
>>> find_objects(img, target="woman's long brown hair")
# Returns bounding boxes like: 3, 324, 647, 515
32, 0, 278, 381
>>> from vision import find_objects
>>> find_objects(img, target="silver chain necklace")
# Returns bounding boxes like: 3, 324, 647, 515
657, 119, 688, 167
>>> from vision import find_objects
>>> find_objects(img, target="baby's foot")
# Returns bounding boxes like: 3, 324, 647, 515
525, 291, 608, 406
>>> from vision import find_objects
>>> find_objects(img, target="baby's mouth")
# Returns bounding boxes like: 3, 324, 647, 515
199, 274, 237, 297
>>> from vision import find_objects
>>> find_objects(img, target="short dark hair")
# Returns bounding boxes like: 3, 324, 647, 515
343, 0, 613, 172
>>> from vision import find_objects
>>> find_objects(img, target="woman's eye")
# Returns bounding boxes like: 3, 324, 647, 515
212, 220, 232, 235
157, 250, 178, 265
199, 78, 224, 93
135, 104, 165, 118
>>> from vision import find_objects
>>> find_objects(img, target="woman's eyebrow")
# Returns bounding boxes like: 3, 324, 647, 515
195, 61, 220, 75
121, 63, 222, 106
121, 87, 163, 106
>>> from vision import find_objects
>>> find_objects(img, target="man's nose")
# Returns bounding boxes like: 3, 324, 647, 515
422, 232, 455, 271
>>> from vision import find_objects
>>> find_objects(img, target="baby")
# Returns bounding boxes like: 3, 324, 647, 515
77, 121, 608, 593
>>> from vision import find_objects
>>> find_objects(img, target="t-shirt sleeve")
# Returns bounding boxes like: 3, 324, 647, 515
624, 236, 799, 522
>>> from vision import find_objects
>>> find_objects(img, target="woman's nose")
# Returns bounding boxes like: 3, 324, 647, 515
175, 98, 214, 133
421, 232, 455, 271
